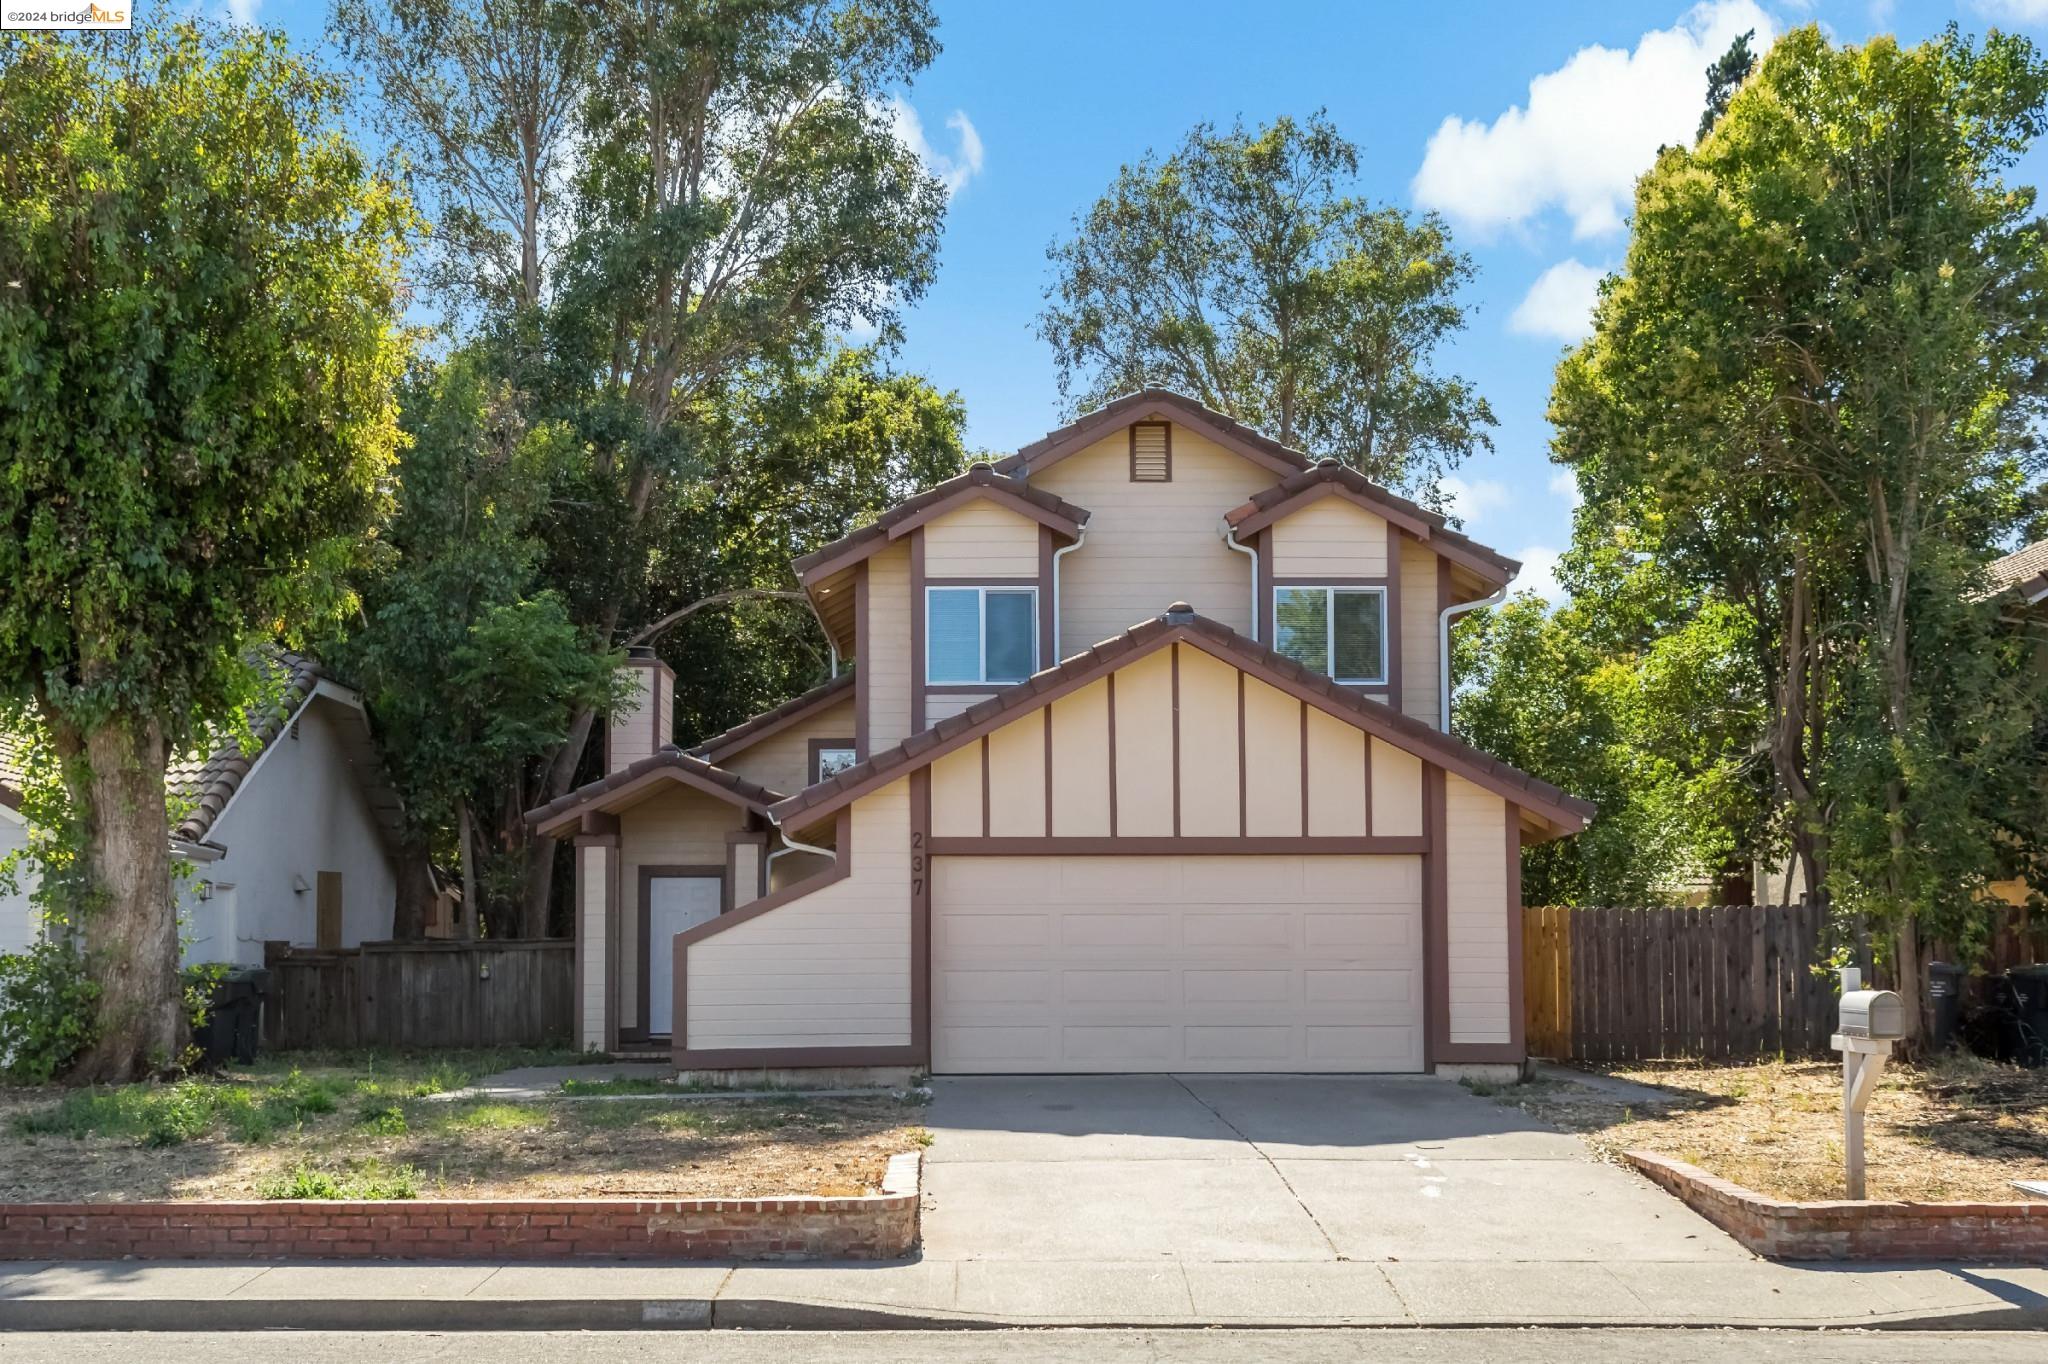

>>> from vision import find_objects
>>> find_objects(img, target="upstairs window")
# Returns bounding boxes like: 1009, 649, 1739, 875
1129, 421, 1171, 482
927, 586, 1038, 685
813, 744, 857, 784
1274, 586, 1387, 686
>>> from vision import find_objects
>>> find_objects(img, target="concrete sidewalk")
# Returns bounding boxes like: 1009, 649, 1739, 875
1, 1256, 2046, 1331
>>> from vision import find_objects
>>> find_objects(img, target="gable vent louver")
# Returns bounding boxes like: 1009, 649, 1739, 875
1129, 421, 1171, 482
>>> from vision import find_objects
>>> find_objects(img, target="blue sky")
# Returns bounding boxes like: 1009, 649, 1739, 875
238, 0, 2048, 601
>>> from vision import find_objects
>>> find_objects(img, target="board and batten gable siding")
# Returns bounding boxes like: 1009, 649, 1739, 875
617, 785, 749, 1031
716, 697, 856, 796
1399, 535, 1441, 728
924, 642, 1423, 842
1030, 424, 1273, 657
865, 543, 914, 750
923, 499, 1040, 578
683, 779, 913, 1051
1270, 497, 1390, 578
1444, 774, 1512, 1046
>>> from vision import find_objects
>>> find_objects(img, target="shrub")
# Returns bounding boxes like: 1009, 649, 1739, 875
0, 942, 99, 1083
259, 1161, 419, 1200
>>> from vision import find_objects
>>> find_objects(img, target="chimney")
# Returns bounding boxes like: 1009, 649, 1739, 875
608, 645, 675, 774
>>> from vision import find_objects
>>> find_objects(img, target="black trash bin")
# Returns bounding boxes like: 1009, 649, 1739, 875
194, 967, 272, 1068
1927, 962, 1965, 1053
2008, 965, 2048, 1068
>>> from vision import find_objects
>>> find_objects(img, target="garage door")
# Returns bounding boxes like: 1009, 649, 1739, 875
931, 855, 1425, 1073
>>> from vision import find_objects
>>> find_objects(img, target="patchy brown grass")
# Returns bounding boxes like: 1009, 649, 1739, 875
1501, 1054, 2048, 1203
0, 1051, 926, 1203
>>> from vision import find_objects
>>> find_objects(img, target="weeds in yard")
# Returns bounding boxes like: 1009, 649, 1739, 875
355, 1100, 408, 1136
912, 1128, 935, 1148
430, 1101, 546, 1133
260, 1160, 420, 1200
12, 1070, 344, 1147
560, 1076, 672, 1096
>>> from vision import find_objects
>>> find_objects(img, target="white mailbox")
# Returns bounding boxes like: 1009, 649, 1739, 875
1839, 989, 1907, 1041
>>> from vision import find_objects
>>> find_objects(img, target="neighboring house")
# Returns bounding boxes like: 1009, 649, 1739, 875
528, 390, 1594, 1074
0, 653, 405, 966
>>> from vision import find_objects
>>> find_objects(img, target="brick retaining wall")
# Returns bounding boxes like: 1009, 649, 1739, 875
1627, 1150, 2047, 1262
0, 1152, 920, 1262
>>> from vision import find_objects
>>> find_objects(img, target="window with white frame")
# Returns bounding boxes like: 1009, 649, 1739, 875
1273, 586, 1387, 686
926, 586, 1038, 684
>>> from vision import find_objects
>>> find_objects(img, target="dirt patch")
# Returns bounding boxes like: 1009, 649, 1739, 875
0, 1051, 927, 1202
1502, 1054, 2048, 1203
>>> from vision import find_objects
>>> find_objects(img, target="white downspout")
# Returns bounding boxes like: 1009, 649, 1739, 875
1220, 520, 1259, 643
1049, 524, 1089, 663
1438, 587, 1506, 733
764, 810, 837, 881
805, 591, 840, 679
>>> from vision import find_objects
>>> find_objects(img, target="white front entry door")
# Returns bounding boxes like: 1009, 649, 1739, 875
646, 876, 721, 1036
931, 854, 1426, 1073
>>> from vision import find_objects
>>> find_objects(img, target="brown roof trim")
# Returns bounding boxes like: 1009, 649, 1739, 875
688, 672, 856, 764
790, 465, 1089, 587
525, 748, 785, 838
769, 607, 1594, 838
993, 389, 1313, 480
1225, 463, 1520, 586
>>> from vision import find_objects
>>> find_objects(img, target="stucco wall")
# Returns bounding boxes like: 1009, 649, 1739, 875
684, 779, 913, 1051
181, 697, 396, 968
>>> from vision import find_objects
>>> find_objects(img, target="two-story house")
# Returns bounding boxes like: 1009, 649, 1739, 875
527, 391, 1592, 1076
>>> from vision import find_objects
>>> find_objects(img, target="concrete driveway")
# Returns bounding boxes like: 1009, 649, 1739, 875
920, 1074, 1748, 1266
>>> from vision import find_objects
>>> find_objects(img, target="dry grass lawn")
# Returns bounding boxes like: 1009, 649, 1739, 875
1499, 1053, 2048, 1203
0, 1050, 927, 1203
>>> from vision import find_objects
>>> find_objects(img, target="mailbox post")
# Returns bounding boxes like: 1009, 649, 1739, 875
1831, 969, 1907, 1200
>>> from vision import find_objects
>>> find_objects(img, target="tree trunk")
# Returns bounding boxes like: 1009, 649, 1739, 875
64, 714, 183, 1083
457, 798, 480, 942
1896, 915, 1925, 1048
389, 833, 437, 940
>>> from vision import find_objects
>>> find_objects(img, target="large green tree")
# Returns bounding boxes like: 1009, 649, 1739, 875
0, 26, 411, 1078
1548, 23, 2048, 1027
1039, 112, 1493, 501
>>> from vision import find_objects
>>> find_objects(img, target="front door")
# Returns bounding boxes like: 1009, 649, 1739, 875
645, 875, 721, 1036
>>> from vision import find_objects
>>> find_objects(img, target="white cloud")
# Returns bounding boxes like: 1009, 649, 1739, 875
1412, 1, 1776, 240
1548, 470, 1584, 508
1510, 259, 1606, 341
1442, 474, 1509, 526
1512, 545, 1566, 605
226, 0, 260, 22
1975, 0, 2048, 22
884, 98, 984, 197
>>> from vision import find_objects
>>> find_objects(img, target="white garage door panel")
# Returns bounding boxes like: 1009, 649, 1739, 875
932, 854, 1425, 1074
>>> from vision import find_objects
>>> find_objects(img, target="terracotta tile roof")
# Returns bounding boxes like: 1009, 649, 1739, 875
790, 464, 1090, 583
1983, 538, 2048, 603
524, 746, 786, 834
768, 605, 1596, 836
993, 388, 1314, 478
1, 650, 406, 851
1226, 461, 1521, 583
688, 672, 855, 762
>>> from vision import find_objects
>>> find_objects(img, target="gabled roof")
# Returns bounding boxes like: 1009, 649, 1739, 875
768, 606, 1595, 839
993, 389, 1315, 480
1226, 461, 1521, 587
791, 464, 1089, 588
688, 672, 855, 764
2, 651, 406, 853
525, 747, 785, 838
1982, 538, 2048, 606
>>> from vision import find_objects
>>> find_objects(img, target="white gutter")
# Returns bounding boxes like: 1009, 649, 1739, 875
1220, 520, 1259, 642
1438, 587, 1506, 733
764, 810, 837, 880
1049, 523, 1089, 663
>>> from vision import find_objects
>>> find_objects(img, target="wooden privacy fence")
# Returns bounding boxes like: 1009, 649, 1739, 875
1522, 903, 1839, 1062
263, 939, 573, 1051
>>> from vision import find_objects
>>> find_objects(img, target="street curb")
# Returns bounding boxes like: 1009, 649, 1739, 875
4, 1295, 2045, 1333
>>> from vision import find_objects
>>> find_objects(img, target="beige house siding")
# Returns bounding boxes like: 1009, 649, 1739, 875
924, 500, 1039, 578
1304, 707, 1367, 837
578, 842, 611, 1051
1049, 679, 1112, 835
616, 786, 748, 1031
987, 712, 1047, 836
717, 697, 855, 796
1444, 775, 1512, 1045
867, 543, 913, 749
768, 849, 832, 892
683, 779, 912, 1050
1032, 423, 1273, 657
926, 691, 995, 724
1242, 678, 1303, 836
608, 665, 672, 773
1176, 647, 1239, 837
1399, 535, 1441, 727
1111, 647, 1175, 836
1371, 739, 1424, 838
1271, 498, 1390, 578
